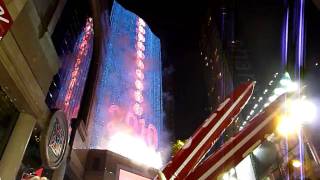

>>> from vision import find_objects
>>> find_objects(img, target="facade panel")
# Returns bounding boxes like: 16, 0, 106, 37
88, 1, 163, 152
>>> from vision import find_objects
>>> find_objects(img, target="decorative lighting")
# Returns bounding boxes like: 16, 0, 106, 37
136, 69, 144, 80
269, 80, 273, 85
268, 95, 277, 102
64, 18, 93, 107
137, 50, 145, 59
137, 60, 144, 69
134, 91, 144, 103
263, 89, 268, 94
133, 103, 143, 116
137, 33, 145, 42
135, 80, 144, 90
249, 110, 254, 115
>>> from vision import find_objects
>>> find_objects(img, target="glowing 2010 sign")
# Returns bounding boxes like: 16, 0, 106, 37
106, 105, 158, 149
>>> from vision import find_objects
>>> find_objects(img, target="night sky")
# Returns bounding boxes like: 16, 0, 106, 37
117, 0, 320, 140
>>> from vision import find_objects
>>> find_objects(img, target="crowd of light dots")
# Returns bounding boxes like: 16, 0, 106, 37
239, 72, 279, 131
133, 18, 146, 117
55, 17, 93, 120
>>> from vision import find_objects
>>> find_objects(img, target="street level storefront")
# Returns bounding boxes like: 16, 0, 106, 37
0, 0, 89, 179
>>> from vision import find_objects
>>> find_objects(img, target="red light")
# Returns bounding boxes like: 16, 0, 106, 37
138, 26, 145, 34
136, 69, 144, 80
137, 33, 145, 43
134, 90, 144, 103
135, 80, 144, 90
136, 42, 145, 51
137, 60, 144, 69
137, 50, 145, 60
133, 103, 143, 116
138, 18, 146, 27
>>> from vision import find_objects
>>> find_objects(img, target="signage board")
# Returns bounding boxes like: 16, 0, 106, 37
40, 110, 68, 169
0, 0, 12, 40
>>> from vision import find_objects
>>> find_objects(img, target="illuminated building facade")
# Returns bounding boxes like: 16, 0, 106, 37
47, 18, 94, 121
88, 1, 163, 152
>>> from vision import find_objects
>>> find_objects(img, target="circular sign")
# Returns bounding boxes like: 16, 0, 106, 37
40, 110, 68, 169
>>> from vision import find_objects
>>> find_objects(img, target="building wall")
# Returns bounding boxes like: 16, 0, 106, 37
88, 1, 163, 150
0, 0, 77, 178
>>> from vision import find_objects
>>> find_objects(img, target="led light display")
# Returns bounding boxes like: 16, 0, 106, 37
89, 0, 163, 156
54, 18, 94, 120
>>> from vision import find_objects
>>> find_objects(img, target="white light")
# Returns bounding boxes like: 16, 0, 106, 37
280, 79, 290, 86
264, 103, 270, 107
277, 116, 301, 136
268, 95, 277, 102
258, 97, 263, 102
263, 89, 268, 94
253, 104, 258, 109
222, 173, 229, 180
269, 80, 273, 86
106, 132, 162, 169
277, 98, 317, 136
229, 168, 235, 176
250, 110, 254, 115
292, 159, 302, 168
286, 99, 317, 124
274, 87, 286, 95
286, 81, 299, 92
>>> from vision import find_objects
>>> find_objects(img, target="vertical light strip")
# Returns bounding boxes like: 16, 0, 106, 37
297, 0, 305, 77
133, 18, 146, 118
297, 1, 305, 178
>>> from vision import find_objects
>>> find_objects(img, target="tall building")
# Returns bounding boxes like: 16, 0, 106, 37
199, 10, 233, 117
88, 0, 163, 150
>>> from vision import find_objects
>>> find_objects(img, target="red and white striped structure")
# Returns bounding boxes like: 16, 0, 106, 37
185, 94, 286, 180
161, 81, 255, 179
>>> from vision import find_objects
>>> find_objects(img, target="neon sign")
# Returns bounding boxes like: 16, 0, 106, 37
64, 18, 93, 107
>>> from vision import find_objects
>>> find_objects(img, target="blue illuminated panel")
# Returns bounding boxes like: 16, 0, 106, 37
89, 1, 163, 150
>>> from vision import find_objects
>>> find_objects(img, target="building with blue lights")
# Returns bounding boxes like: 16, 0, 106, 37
88, 1, 163, 150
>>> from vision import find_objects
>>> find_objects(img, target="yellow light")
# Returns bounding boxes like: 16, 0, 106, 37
106, 132, 162, 168
276, 115, 301, 136
222, 173, 229, 180
286, 99, 317, 124
292, 159, 302, 168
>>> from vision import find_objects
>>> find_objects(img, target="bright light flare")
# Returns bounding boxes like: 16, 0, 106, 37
286, 99, 317, 124
106, 132, 163, 169
292, 159, 302, 168
277, 116, 301, 136
277, 98, 317, 136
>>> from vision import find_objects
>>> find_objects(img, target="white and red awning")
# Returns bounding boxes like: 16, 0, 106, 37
185, 94, 285, 180
161, 82, 255, 180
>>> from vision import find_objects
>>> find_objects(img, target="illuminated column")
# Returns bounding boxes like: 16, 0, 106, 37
133, 18, 146, 135
0, 113, 36, 179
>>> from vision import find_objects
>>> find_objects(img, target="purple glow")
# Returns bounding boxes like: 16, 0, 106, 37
282, 5, 289, 68
298, 130, 304, 179
296, 0, 305, 80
